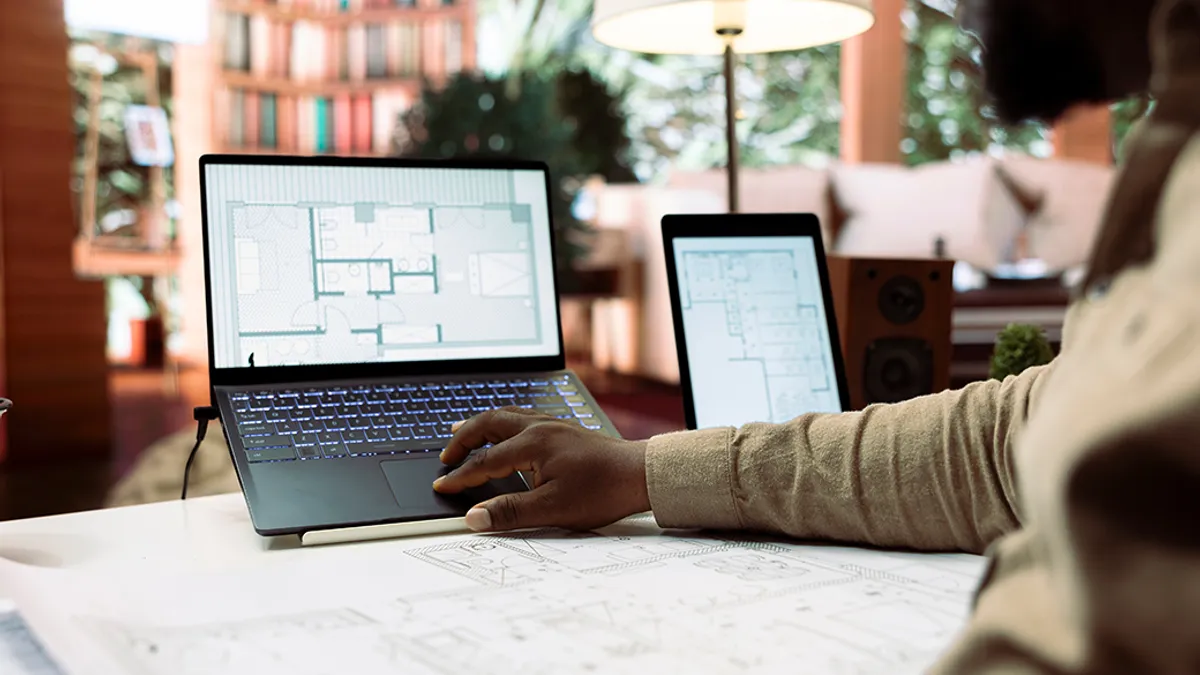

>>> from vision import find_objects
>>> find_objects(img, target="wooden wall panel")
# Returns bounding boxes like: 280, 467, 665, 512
839, 0, 906, 164
173, 42, 215, 381
0, 0, 112, 462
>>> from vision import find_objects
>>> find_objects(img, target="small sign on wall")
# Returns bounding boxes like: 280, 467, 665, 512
124, 105, 175, 168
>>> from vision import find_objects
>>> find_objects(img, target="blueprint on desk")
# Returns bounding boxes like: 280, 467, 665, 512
42, 515, 987, 675
0, 601, 65, 675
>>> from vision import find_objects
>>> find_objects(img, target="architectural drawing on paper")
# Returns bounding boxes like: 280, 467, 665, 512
0, 603, 66, 675
680, 249, 838, 421
79, 517, 983, 675
225, 172, 540, 368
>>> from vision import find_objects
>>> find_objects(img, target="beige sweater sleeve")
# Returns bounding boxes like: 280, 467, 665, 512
645, 362, 1055, 554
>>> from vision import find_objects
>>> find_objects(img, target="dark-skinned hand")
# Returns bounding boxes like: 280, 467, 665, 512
432, 407, 650, 532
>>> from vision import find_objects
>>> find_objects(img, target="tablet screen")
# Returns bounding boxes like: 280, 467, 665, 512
671, 235, 844, 428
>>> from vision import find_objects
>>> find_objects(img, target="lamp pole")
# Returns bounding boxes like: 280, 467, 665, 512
714, 0, 744, 214
722, 41, 740, 213
592, 0, 875, 213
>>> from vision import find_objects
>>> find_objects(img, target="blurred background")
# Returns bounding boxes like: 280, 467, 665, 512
0, 0, 1138, 519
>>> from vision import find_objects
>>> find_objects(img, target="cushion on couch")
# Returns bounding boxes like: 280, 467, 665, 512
997, 155, 1115, 273
829, 158, 1026, 273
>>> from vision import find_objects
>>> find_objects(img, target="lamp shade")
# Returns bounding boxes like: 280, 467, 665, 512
592, 0, 874, 55
65, 0, 211, 44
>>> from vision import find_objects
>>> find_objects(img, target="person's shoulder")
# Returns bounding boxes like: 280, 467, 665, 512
1158, 131, 1200, 227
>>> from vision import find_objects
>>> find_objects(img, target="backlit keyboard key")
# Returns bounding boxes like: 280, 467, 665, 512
356, 441, 402, 455
247, 447, 296, 463
239, 422, 273, 436
244, 435, 292, 449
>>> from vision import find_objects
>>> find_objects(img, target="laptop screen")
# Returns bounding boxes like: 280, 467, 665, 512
202, 160, 561, 370
670, 234, 844, 429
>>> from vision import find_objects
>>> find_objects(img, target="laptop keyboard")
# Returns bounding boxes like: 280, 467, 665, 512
229, 375, 603, 463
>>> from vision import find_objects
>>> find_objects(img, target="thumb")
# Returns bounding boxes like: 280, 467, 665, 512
465, 489, 552, 532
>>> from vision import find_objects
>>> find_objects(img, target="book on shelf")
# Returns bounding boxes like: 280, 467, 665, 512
224, 17, 429, 82
216, 0, 468, 155
222, 88, 413, 155
229, 0, 431, 12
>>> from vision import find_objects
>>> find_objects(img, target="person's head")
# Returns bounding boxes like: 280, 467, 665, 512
960, 0, 1159, 125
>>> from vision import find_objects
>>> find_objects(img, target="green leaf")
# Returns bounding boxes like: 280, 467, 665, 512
989, 323, 1055, 380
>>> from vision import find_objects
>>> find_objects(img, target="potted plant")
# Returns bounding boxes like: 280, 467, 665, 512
990, 323, 1055, 380
397, 68, 635, 293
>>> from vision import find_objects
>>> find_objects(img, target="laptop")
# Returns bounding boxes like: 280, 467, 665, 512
199, 154, 620, 539
661, 213, 851, 430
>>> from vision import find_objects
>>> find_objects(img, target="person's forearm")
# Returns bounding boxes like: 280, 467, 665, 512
645, 363, 1055, 554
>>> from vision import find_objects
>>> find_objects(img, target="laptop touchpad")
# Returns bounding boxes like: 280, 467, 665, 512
380, 457, 524, 514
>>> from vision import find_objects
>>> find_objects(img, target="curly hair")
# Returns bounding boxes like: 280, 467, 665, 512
970, 0, 1158, 124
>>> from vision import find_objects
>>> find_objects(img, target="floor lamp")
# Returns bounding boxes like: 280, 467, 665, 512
592, 0, 875, 213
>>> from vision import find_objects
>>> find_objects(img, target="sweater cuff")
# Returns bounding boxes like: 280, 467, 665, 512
645, 427, 742, 531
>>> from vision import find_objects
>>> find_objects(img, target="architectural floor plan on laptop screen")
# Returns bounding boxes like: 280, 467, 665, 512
673, 236, 843, 429
202, 162, 560, 369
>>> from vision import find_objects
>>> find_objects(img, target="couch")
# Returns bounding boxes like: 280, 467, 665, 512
583, 155, 1115, 384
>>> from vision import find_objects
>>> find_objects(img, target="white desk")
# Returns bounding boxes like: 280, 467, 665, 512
0, 495, 294, 574
0, 495, 986, 675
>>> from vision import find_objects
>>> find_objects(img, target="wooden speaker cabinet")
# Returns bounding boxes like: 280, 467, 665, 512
825, 255, 955, 410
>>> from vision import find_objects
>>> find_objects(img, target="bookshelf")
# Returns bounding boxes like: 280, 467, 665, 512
213, 0, 475, 157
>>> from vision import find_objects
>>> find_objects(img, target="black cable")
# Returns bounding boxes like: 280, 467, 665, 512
182, 406, 219, 501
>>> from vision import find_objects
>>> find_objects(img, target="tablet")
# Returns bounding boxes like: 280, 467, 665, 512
662, 213, 850, 430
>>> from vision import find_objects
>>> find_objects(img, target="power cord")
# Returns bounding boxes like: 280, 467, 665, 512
181, 406, 219, 500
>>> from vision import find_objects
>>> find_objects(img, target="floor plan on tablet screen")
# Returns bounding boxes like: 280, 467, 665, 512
674, 236, 843, 427
202, 164, 559, 369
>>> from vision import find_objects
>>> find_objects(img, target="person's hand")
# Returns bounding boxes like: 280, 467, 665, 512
432, 408, 650, 532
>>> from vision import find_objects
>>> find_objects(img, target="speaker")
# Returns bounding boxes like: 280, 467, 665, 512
825, 256, 955, 410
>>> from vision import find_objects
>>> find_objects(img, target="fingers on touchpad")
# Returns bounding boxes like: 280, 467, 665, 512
379, 458, 516, 510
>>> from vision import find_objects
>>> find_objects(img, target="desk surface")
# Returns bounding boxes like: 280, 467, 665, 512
0, 495, 986, 675
0, 494, 296, 575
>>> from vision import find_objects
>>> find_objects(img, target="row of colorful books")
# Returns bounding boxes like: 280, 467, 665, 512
238, 0, 445, 11
222, 12, 464, 82
220, 89, 414, 155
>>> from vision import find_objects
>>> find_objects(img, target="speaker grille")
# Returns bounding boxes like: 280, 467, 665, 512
863, 338, 933, 404
877, 275, 925, 325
